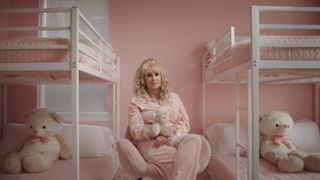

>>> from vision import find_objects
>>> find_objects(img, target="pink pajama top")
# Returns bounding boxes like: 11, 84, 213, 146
129, 92, 190, 143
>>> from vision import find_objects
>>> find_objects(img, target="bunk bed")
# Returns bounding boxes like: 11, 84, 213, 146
0, 7, 120, 180
201, 6, 320, 180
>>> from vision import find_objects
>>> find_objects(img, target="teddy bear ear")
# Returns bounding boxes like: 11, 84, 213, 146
282, 111, 290, 115
25, 109, 36, 118
51, 112, 64, 123
259, 112, 269, 121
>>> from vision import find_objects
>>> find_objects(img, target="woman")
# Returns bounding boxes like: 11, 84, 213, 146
128, 58, 211, 179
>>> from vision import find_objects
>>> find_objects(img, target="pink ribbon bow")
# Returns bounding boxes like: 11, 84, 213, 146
30, 135, 49, 144
271, 134, 294, 150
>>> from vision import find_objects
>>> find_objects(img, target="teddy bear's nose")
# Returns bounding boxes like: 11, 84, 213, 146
33, 128, 42, 135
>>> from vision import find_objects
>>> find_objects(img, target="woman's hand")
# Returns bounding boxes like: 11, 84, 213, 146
154, 135, 168, 148
159, 126, 175, 137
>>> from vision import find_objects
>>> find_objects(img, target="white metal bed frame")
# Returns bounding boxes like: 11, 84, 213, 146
0, 7, 120, 180
202, 6, 320, 180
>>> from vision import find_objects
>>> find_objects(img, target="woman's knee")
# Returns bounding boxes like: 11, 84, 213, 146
180, 134, 202, 146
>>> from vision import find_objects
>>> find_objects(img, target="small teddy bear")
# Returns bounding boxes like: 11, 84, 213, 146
260, 111, 320, 173
155, 106, 185, 147
0, 108, 70, 174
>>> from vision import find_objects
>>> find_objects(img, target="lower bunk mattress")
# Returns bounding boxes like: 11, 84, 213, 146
207, 154, 320, 180
0, 123, 119, 180
0, 156, 117, 180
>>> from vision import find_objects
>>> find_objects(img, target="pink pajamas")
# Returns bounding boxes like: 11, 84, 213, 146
129, 93, 210, 179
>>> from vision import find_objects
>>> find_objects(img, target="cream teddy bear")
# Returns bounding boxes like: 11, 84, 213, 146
260, 111, 320, 173
154, 106, 186, 147
0, 108, 70, 174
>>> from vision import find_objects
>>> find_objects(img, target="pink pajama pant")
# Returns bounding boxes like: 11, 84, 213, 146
136, 134, 208, 180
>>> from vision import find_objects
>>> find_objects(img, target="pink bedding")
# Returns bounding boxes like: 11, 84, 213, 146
0, 156, 117, 180
0, 38, 114, 82
207, 154, 320, 180
209, 35, 320, 75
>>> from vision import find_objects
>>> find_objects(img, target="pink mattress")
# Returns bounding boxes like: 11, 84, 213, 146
0, 38, 114, 82
207, 154, 320, 180
208, 35, 320, 78
0, 156, 117, 180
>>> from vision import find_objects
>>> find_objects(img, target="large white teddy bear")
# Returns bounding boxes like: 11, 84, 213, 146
0, 108, 70, 174
260, 111, 320, 173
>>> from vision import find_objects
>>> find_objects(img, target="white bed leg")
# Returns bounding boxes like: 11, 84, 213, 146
235, 72, 240, 180
247, 69, 253, 180
250, 67, 260, 180
201, 53, 207, 135
249, 6, 260, 180
0, 84, 7, 139
71, 7, 80, 180
1, 84, 7, 126
113, 57, 121, 140
315, 83, 320, 128
37, 84, 46, 108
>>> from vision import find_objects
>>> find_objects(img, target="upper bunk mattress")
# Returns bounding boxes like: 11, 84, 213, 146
209, 35, 320, 75
0, 38, 116, 82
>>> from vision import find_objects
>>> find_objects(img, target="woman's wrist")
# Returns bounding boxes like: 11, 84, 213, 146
160, 126, 175, 137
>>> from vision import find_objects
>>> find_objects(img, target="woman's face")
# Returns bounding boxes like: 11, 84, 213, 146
144, 67, 161, 91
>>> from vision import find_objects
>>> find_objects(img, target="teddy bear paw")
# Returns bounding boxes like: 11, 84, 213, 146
304, 153, 320, 172
0, 153, 22, 174
22, 152, 52, 173
277, 156, 304, 173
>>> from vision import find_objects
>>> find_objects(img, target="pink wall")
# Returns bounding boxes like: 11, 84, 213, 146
205, 84, 314, 125
2, 0, 319, 137
7, 84, 38, 123
0, 1, 9, 40
0, 0, 39, 123
110, 0, 320, 137
0, 0, 39, 39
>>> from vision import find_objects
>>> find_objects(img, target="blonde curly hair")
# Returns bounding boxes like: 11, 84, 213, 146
133, 58, 171, 104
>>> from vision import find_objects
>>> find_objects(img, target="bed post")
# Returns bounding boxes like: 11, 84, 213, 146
315, 83, 320, 128
248, 5, 260, 180
1, 84, 7, 126
113, 57, 121, 140
71, 7, 80, 180
0, 84, 7, 139
235, 72, 240, 180
37, 85, 46, 108
201, 52, 207, 135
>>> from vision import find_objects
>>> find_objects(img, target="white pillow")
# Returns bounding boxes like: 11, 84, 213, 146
289, 119, 320, 153
204, 122, 247, 156
0, 123, 114, 158
204, 119, 320, 156
61, 123, 114, 157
